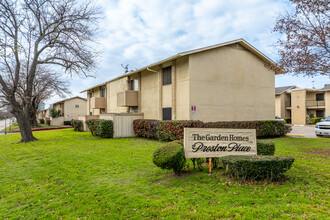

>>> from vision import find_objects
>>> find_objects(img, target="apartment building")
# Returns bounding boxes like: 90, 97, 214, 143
52, 96, 87, 121
275, 84, 330, 124
82, 39, 280, 122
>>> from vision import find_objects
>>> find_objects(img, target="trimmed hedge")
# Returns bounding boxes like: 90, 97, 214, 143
311, 117, 325, 124
133, 120, 159, 139
257, 140, 275, 156
153, 141, 185, 175
86, 119, 114, 138
133, 119, 291, 140
284, 118, 291, 124
71, 120, 83, 132
64, 121, 71, 126
222, 155, 295, 181
157, 120, 204, 141
39, 119, 45, 124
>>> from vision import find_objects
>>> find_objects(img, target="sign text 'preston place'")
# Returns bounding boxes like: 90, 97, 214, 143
183, 128, 257, 158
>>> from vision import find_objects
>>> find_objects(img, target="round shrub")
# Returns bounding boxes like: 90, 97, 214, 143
257, 140, 275, 155
222, 155, 295, 181
71, 120, 83, 132
39, 119, 45, 124
153, 141, 185, 175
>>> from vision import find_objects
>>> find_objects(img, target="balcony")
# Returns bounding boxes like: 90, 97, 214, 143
90, 97, 106, 109
306, 100, 325, 109
285, 101, 291, 108
117, 90, 138, 107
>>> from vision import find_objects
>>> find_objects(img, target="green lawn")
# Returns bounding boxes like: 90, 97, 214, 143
1, 122, 62, 132
0, 130, 329, 219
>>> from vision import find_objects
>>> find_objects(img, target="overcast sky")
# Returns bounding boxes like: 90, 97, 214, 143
47, 0, 329, 107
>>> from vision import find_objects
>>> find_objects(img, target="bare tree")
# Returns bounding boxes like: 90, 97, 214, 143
272, 0, 329, 76
0, 0, 101, 142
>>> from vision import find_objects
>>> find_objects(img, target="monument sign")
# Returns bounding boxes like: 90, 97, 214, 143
184, 128, 257, 158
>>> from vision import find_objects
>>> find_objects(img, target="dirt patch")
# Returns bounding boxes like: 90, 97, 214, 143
303, 148, 330, 156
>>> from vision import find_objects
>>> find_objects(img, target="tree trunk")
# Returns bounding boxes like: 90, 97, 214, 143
29, 107, 39, 127
12, 108, 38, 143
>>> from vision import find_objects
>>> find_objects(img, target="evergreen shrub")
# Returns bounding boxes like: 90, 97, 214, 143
257, 140, 275, 155
222, 155, 295, 181
153, 141, 185, 175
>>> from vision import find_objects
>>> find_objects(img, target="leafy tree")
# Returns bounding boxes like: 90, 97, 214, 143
0, 0, 101, 142
273, 0, 329, 76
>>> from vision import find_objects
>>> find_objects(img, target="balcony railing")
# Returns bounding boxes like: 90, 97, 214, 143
306, 100, 325, 108
117, 90, 138, 107
90, 97, 106, 109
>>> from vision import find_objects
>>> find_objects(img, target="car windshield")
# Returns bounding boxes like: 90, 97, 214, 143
325, 116, 330, 121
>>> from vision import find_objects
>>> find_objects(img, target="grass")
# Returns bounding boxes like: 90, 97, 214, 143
1, 122, 62, 132
0, 130, 329, 219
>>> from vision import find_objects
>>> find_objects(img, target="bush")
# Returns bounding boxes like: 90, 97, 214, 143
97, 120, 114, 138
157, 120, 204, 141
204, 121, 291, 138
85, 119, 113, 138
284, 118, 291, 124
153, 141, 185, 175
46, 119, 51, 126
257, 140, 275, 155
39, 119, 45, 124
133, 120, 159, 139
222, 155, 295, 181
311, 117, 325, 124
71, 120, 83, 132
133, 120, 291, 141
64, 121, 71, 126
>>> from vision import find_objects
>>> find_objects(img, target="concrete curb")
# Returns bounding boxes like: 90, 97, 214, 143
8, 126, 72, 133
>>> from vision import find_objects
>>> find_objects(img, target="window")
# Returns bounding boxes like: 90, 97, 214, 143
75, 105, 79, 108
162, 66, 172, 85
162, 108, 172, 120
90, 112, 92, 115
89, 93, 93, 98
316, 110, 324, 117
316, 93, 324, 101
129, 79, 138, 91
101, 88, 106, 97
100, 108, 106, 114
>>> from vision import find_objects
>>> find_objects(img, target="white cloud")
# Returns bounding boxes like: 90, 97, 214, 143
45, 0, 329, 106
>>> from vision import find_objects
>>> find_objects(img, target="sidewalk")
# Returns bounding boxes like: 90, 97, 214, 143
287, 125, 317, 138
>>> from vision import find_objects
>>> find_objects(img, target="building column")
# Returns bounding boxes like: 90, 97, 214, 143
171, 61, 176, 120
159, 65, 162, 120
126, 76, 130, 113
138, 72, 141, 112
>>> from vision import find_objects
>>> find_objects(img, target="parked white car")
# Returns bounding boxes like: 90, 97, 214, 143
275, 116, 285, 122
315, 116, 330, 137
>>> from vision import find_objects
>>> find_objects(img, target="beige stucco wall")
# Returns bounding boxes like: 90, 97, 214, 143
63, 98, 87, 121
275, 93, 291, 119
291, 90, 306, 125
175, 57, 190, 120
325, 91, 330, 116
108, 78, 128, 113
140, 69, 160, 119
275, 94, 282, 118
189, 44, 275, 122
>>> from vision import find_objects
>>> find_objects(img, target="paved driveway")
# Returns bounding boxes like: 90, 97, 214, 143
0, 119, 10, 131
288, 125, 317, 138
